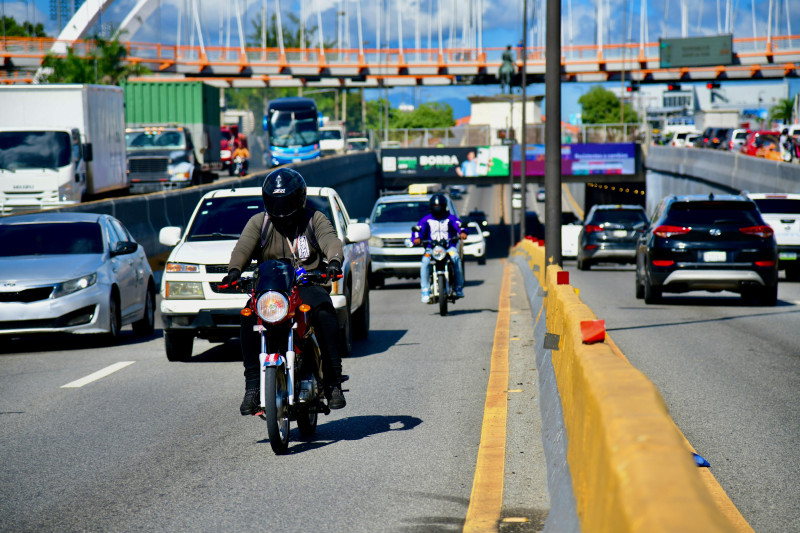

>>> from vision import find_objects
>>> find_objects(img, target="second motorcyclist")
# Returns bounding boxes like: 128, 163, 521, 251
413, 193, 467, 303
221, 168, 347, 414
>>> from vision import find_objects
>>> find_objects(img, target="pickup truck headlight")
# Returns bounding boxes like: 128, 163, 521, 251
165, 281, 204, 299
53, 273, 97, 298
166, 262, 200, 273
368, 236, 384, 247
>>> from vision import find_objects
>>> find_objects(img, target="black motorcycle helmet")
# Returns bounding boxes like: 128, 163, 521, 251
262, 168, 307, 235
429, 193, 449, 220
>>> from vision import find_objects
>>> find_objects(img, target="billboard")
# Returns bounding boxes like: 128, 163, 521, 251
659, 35, 733, 68
381, 146, 510, 180
512, 143, 638, 177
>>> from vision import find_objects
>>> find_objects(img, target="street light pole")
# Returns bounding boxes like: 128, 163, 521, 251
545, 0, 562, 268
520, 0, 528, 242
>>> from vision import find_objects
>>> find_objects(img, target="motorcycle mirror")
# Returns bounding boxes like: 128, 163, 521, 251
404, 238, 414, 248
411, 225, 421, 232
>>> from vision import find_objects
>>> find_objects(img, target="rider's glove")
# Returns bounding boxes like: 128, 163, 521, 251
220, 268, 241, 288
326, 260, 343, 280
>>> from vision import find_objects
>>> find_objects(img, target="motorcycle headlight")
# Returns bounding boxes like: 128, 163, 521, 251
368, 236, 384, 248
432, 245, 447, 261
256, 291, 289, 323
53, 273, 97, 298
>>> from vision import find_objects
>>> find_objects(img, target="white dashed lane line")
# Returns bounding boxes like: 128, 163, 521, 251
61, 361, 136, 389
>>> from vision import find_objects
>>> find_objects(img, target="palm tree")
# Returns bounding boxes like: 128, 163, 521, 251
768, 98, 794, 125
42, 33, 149, 85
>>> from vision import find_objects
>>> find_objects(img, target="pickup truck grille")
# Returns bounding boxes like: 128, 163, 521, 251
129, 158, 168, 174
381, 238, 409, 248
206, 264, 257, 274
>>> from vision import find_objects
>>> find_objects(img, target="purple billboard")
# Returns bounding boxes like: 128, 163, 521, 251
512, 143, 638, 177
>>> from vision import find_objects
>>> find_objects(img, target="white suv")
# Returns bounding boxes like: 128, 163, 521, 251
158, 186, 371, 361
749, 192, 800, 281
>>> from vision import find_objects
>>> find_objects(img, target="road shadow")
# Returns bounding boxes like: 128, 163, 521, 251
187, 338, 242, 363
262, 414, 423, 454
348, 329, 408, 358
0, 327, 164, 355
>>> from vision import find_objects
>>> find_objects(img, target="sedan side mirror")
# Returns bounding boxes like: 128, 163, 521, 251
111, 241, 138, 257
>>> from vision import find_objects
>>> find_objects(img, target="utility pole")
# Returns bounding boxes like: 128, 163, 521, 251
545, 0, 562, 267
520, 0, 528, 241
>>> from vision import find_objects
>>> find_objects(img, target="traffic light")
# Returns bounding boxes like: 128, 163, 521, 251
667, 83, 682, 91
626, 83, 640, 92
707, 81, 721, 89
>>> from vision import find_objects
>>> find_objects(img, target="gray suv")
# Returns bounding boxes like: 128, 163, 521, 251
368, 193, 459, 287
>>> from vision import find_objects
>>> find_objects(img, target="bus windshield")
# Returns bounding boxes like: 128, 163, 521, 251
269, 109, 319, 148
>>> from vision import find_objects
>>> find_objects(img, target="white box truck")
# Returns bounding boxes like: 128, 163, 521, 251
0, 84, 128, 215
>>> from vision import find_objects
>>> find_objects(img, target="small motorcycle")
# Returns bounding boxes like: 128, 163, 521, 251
222, 259, 342, 454
410, 226, 459, 316
233, 156, 247, 176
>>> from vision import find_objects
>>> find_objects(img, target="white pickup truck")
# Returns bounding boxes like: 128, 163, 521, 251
158, 186, 371, 361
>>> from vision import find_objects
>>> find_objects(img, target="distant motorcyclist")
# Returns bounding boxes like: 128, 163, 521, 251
413, 193, 467, 303
221, 168, 347, 414
232, 142, 250, 175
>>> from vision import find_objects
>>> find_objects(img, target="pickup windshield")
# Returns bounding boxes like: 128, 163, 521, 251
372, 201, 431, 223
126, 130, 187, 150
0, 131, 72, 170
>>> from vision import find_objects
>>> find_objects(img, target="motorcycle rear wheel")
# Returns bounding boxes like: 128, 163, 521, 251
265, 367, 290, 454
438, 273, 448, 316
296, 407, 318, 438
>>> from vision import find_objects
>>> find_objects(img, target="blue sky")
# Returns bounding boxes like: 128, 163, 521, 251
4, 0, 799, 119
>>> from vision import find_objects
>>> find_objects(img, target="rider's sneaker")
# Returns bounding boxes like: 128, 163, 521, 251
421, 289, 430, 303
328, 384, 347, 409
240, 388, 260, 416
455, 288, 465, 298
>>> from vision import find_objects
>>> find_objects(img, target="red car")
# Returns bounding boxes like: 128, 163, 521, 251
740, 130, 780, 156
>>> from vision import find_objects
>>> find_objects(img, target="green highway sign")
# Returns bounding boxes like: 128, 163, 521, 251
659, 35, 733, 68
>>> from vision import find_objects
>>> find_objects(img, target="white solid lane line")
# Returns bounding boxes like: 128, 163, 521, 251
61, 361, 136, 388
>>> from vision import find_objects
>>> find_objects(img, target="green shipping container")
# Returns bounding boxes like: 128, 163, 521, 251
122, 81, 221, 169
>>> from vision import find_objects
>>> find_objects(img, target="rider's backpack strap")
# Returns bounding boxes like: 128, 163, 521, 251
259, 212, 271, 249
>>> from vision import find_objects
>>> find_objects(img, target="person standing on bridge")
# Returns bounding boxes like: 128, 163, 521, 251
499, 45, 516, 94
221, 168, 348, 414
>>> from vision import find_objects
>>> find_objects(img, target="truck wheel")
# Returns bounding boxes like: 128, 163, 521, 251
165, 330, 193, 361
338, 286, 352, 357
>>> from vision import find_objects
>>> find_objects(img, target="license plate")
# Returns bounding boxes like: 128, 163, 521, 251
703, 251, 726, 262
293, 158, 302, 163
612, 230, 628, 238
778, 252, 797, 260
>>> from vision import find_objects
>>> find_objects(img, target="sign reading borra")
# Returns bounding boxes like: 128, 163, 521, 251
659, 34, 733, 68
381, 146, 510, 179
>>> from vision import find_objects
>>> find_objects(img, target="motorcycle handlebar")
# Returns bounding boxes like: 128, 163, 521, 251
217, 269, 342, 290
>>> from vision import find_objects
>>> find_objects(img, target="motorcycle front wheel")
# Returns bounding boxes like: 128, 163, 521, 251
438, 273, 448, 316
265, 366, 290, 454
296, 407, 318, 438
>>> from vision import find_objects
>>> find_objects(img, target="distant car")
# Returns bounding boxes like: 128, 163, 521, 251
319, 125, 346, 156
465, 209, 489, 230
463, 222, 488, 264
158, 186, 371, 361
449, 185, 467, 199
748, 192, 800, 281
635, 194, 778, 305
724, 128, 750, 151
536, 188, 546, 202
347, 137, 370, 152
561, 212, 583, 258
740, 131, 780, 156
670, 131, 700, 147
367, 192, 460, 286
577, 204, 649, 270
685, 133, 701, 147
0, 212, 156, 341
524, 211, 545, 240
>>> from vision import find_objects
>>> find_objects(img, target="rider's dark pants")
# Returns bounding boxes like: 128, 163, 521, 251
240, 285, 342, 390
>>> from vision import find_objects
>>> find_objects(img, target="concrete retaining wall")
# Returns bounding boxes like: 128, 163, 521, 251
512, 239, 745, 532
645, 146, 800, 194
45, 152, 379, 263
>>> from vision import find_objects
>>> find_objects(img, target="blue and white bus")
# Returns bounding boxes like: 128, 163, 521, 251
263, 97, 321, 167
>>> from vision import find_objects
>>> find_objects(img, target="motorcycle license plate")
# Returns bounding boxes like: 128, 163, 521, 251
703, 251, 726, 262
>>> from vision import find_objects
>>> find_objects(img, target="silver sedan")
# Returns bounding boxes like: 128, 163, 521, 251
0, 212, 155, 341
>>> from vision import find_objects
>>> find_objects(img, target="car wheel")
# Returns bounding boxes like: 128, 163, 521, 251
786, 265, 800, 282
635, 270, 644, 300
761, 285, 778, 306
478, 256, 486, 265
369, 270, 385, 290
643, 273, 661, 304
338, 285, 352, 357
352, 278, 370, 340
132, 284, 155, 336
165, 330, 194, 362
103, 293, 122, 344
578, 257, 591, 271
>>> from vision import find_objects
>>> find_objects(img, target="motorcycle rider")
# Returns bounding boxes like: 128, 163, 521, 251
231, 141, 250, 175
221, 168, 347, 414
413, 193, 467, 303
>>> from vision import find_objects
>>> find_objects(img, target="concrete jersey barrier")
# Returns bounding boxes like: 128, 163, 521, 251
512, 239, 747, 533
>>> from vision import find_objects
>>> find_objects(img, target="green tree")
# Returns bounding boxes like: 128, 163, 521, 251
42, 34, 149, 84
390, 102, 455, 129
578, 85, 638, 124
768, 97, 795, 124
1, 16, 46, 37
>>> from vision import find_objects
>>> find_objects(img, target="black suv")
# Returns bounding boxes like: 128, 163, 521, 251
635, 194, 778, 305
577, 204, 648, 270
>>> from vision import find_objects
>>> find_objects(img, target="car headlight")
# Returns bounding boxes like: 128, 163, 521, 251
432, 245, 447, 261
52, 273, 97, 298
368, 236, 384, 247
165, 281, 204, 299
256, 291, 289, 323
166, 262, 200, 273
